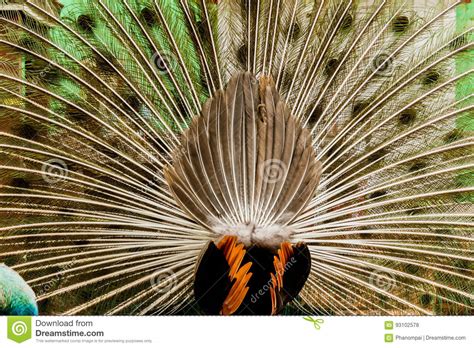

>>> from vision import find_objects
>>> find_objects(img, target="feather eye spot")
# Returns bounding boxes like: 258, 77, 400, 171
73, 239, 90, 246
125, 95, 141, 112
289, 23, 301, 40
409, 161, 426, 172
359, 231, 374, 239
325, 58, 339, 76
407, 206, 423, 215
392, 16, 410, 33
77, 14, 95, 33
140, 7, 158, 27
404, 264, 420, 275
444, 129, 463, 143
16, 123, 38, 140
93, 50, 118, 74
352, 102, 368, 117
398, 109, 416, 125
325, 145, 336, 158
237, 44, 247, 68
18, 37, 39, 50
307, 105, 322, 126
9, 177, 31, 189
420, 293, 433, 306
196, 21, 212, 45
422, 70, 440, 85
341, 14, 353, 30
367, 149, 386, 163
175, 99, 189, 119
368, 190, 387, 200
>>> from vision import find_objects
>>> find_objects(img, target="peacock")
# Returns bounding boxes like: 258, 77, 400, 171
0, 0, 472, 315
0, 264, 38, 315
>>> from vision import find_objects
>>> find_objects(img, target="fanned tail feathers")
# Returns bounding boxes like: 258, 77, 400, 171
0, 0, 472, 314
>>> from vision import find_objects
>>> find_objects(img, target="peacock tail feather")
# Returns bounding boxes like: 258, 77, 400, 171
0, 0, 472, 315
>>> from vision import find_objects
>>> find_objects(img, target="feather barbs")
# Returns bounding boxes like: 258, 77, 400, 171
164, 72, 322, 248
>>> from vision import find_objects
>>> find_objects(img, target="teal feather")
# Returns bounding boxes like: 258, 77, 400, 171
0, 265, 38, 316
